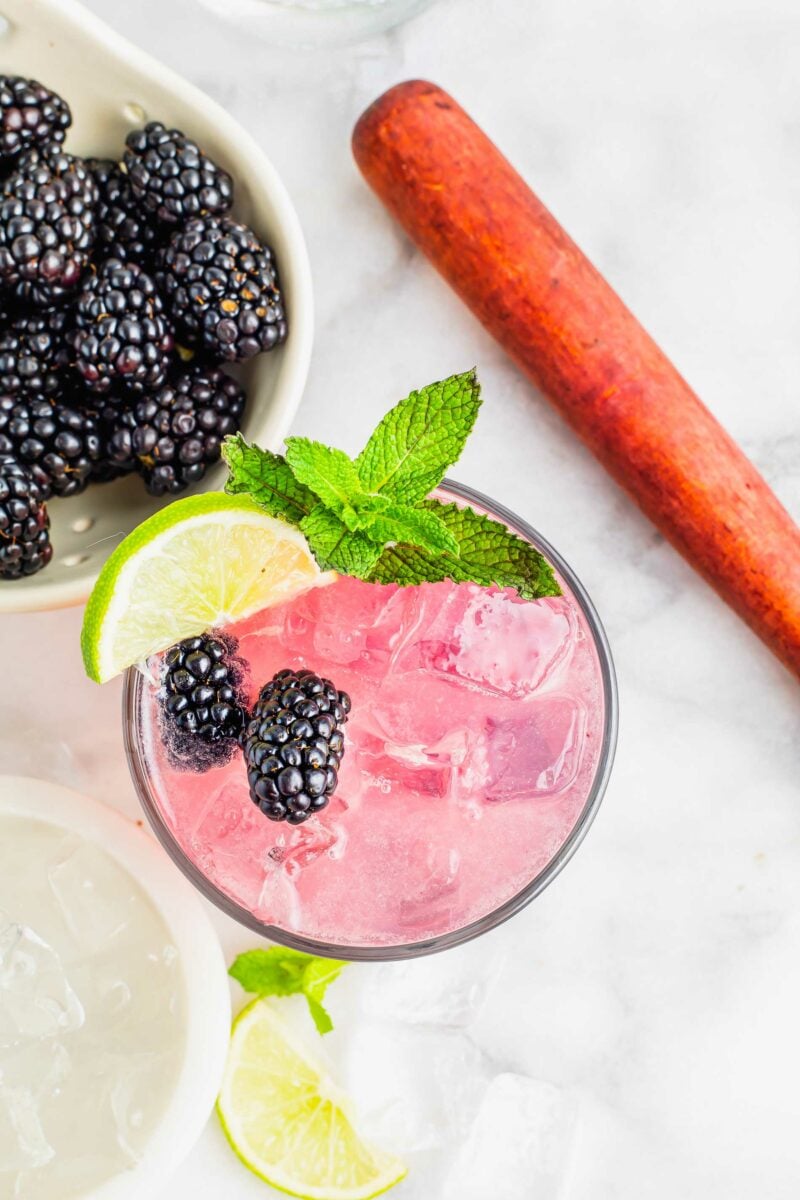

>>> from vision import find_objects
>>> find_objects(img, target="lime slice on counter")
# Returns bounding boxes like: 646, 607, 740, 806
217, 999, 406, 1200
81, 492, 328, 684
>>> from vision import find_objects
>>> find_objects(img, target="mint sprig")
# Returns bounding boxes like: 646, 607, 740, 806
229, 947, 347, 1035
222, 369, 561, 600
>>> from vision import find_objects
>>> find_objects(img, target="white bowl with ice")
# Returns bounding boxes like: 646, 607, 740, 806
0, 776, 230, 1199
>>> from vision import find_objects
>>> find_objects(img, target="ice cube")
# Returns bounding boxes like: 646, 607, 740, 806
360, 937, 506, 1029
484, 697, 586, 801
1, 1038, 72, 1099
187, 781, 267, 910
371, 669, 486, 753
109, 1053, 162, 1161
48, 844, 139, 954
339, 1023, 488, 1156
0, 917, 84, 1042
396, 588, 575, 698
255, 805, 348, 928
63, 1050, 163, 1168
0, 1082, 54, 1170
353, 731, 456, 800
266, 806, 348, 879
395, 838, 463, 933
442, 1073, 578, 1200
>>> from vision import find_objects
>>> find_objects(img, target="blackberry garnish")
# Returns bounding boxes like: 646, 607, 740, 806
0, 394, 101, 498
124, 122, 233, 227
0, 305, 71, 398
159, 632, 247, 770
0, 77, 71, 162
105, 362, 245, 495
0, 149, 97, 306
0, 455, 51, 578
156, 215, 287, 362
242, 669, 350, 824
72, 258, 174, 394
86, 158, 164, 266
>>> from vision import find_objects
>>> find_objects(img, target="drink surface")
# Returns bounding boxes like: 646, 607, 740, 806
0, 816, 184, 1199
139, 562, 605, 949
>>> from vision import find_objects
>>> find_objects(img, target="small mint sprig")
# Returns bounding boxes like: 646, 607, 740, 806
222, 369, 561, 600
229, 947, 347, 1035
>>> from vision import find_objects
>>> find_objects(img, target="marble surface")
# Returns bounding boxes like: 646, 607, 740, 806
3, 0, 800, 1196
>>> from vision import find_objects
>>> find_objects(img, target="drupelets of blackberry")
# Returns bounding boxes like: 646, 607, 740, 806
0, 149, 97, 306
86, 158, 164, 267
124, 122, 233, 227
0, 305, 71, 397
104, 362, 245, 495
72, 258, 174, 395
0, 394, 102, 498
242, 669, 350, 825
159, 632, 247, 771
0, 77, 71, 163
156, 215, 287, 363
0, 455, 51, 578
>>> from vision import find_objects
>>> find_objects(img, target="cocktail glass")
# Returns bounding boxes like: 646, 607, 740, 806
124, 481, 618, 960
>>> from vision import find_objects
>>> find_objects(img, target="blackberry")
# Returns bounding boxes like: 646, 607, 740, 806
242, 669, 350, 824
156, 215, 287, 362
72, 258, 174, 394
0, 149, 97, 306
86, 158, 163, 266
105, 362, 245, 495
124, 122, 233, 227
0, 294, 18, 328
0, 394, 101, 498
0, 455, 51, 578
0, 77, 71, 163
159, 632, 247, 770
0, 305, 71, 397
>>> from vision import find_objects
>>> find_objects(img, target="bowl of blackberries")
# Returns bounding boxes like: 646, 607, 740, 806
0, 66, 311, 610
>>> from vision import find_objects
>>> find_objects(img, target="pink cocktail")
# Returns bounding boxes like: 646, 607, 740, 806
125, 483, 616, 957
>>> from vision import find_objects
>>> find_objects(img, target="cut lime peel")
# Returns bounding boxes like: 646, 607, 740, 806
217, 1000, 407, 1200
81, 492, 333, 684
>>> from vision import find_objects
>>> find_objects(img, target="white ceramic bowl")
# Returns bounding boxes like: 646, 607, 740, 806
0, 0, 313, 614
0, 775, 231, 1198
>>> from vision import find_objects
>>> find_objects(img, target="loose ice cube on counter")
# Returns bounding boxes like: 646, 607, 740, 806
340, 1023, 488, 1156
0, 916, 84, 1042
360, 936, 506, 1028
442, 1073, 578, 1200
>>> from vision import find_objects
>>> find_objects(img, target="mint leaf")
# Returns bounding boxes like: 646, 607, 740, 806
285, 438, 364, 530
305, 996, 334, 1036
301, 505, 382, 577
223, 434, 315, 526
368, 501, 561, 600
229, 948, 348, 1036
229, 947, 310, 997
355, 369, 481, 505
358, 499, 459, 555
302, 958, 347, 1035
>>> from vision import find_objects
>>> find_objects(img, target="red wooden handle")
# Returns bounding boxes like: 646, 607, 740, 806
353, 80, 800, 679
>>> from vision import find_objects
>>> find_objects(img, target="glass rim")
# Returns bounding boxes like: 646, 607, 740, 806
123, 478, 619, 961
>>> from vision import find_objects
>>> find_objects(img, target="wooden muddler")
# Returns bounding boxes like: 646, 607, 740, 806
352, 80, 800, 679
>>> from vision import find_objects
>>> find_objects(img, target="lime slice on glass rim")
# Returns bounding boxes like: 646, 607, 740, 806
218, 999, 406, 1200
81, 492, 328, 684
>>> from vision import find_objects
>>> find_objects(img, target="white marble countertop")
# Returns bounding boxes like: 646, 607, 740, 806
4, 0, 800, 1196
